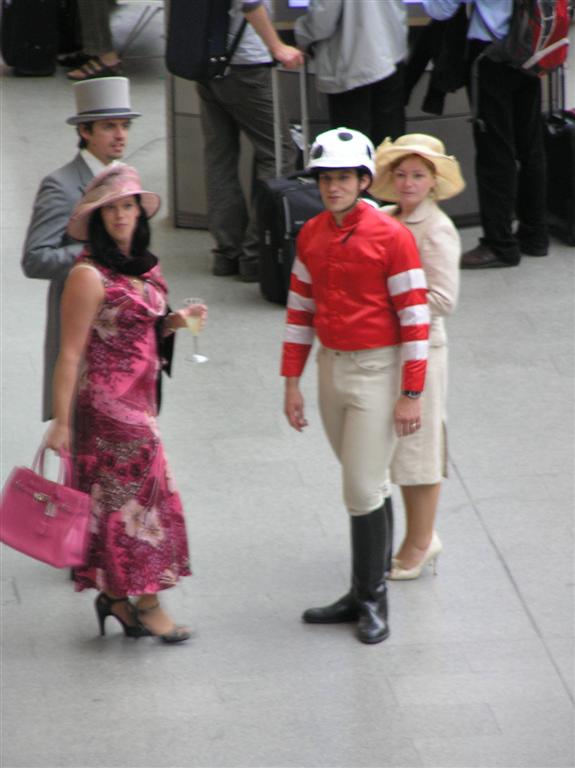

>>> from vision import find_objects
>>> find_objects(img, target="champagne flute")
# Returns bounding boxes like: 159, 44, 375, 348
183, 297, 208, 363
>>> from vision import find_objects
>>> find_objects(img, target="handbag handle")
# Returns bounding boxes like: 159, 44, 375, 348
33, 445, 74, 486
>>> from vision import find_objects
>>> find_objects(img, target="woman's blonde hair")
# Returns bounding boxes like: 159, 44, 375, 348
389, 153, 436, 176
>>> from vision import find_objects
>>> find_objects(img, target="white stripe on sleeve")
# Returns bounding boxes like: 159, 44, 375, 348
388, 268, 427, 296
284, 324, 315, 345
401, 340, 429, 362
292, 256, 312, 284
397, 303, 430, 327
287, 290, 316, 313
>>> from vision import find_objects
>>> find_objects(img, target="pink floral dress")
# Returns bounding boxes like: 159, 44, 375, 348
73, 256, 191, 595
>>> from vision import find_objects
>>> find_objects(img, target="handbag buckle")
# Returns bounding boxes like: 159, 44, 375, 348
44, 502, 57, 518
33, 492, 50, 504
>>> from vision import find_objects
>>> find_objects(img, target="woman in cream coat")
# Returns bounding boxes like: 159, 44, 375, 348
371, 134, 465, 580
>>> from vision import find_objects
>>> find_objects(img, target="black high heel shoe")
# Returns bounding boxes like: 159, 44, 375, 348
95, 593, 150, 638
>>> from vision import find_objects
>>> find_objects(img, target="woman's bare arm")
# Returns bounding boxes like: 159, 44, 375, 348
45, 266, 104, 453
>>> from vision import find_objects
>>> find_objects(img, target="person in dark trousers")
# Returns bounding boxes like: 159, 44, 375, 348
282, 128, 430, 644
294, 0, 408, 145
197, 0, 303, 282
67, 0, 122, 80
423, 0, 548, 268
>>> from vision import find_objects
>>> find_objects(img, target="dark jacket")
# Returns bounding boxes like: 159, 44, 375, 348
405, 6, 469, 115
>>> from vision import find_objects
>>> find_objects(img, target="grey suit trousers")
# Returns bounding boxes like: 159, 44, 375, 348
197, 66, 295, 274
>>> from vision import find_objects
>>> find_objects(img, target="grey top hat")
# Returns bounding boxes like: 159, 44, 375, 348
66, 77, 141, 125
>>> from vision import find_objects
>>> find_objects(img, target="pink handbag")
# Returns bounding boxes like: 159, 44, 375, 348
0, 447, 91, 568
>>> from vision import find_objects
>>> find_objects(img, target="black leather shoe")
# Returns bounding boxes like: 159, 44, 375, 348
519, 242, 549, 256
212, 258, 239, 277
461, 244, 518, 269
516, 226, 548, 256
302, 592, 359, 624
238, 269, 259, 283
357, 595, 390, 644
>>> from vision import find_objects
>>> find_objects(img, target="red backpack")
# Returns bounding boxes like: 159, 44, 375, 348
479, 0, 570, 75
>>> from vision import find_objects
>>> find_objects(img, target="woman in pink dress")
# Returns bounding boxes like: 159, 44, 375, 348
45, 164, 205, 644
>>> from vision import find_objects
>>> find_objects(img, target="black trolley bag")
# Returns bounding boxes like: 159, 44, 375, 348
1, 0, 59, 76
543, 65, 575, 246
257, 66, 324, 305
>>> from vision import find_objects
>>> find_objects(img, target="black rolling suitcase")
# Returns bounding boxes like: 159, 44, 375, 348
258, 66, 324, 305
544, 66, 575, 246
1, 0, 59, 76
258, 174, 324, 304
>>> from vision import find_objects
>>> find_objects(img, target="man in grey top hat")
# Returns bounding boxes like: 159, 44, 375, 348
22, 77, 141, 421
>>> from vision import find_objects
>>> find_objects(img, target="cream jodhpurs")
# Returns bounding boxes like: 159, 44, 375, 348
317, 346, 401, 517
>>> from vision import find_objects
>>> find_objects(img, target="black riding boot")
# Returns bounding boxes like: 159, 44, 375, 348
352, 505, 390, 644
302, 516, 360, 624
302, 502, 391, 631
301, 590, 359, 624
383, 496, 394, 575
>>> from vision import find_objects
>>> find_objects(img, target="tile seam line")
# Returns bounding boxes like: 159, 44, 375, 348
450, 458, 574, 706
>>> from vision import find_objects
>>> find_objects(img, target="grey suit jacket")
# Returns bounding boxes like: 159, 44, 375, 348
22, 153, 94, 421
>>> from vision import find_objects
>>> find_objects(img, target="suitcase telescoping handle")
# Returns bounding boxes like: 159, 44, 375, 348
299, 64, 310, 168
547, 64, 566, 118
271, 60, 310, 178
271, 65, 282, 177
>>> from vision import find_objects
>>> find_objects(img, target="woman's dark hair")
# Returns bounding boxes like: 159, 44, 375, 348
311, 166, 372, 182
87, 195, 151, 274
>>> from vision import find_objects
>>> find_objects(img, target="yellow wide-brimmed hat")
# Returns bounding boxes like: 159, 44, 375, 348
371, 133, 465, 201
68, 164, 160, 241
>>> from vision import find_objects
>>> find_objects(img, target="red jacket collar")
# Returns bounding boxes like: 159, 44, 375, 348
328, 199, 368, 232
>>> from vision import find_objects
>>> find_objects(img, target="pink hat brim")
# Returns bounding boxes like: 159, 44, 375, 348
68, 189, 160, 241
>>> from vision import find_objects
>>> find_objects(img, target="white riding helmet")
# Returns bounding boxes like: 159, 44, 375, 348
307, 127, 375, 178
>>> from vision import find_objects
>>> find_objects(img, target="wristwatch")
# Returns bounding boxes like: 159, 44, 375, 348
401, 390, 422, 399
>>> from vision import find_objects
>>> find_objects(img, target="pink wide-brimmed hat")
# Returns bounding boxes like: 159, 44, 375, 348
68, 163, 161, 241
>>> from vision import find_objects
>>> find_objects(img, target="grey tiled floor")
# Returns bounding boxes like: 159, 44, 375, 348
1, 7, 574, 768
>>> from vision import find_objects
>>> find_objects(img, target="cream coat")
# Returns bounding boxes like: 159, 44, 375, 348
382, 198, 460, 347
383, 197, 460, 485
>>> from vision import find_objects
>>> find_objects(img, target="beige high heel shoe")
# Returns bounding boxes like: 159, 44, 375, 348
388, 532, 443, 581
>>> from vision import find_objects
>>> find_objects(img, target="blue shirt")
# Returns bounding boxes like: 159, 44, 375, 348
421, 0, 512, 41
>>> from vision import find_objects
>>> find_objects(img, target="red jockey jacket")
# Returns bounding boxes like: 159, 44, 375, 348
281, 201, 430, 392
